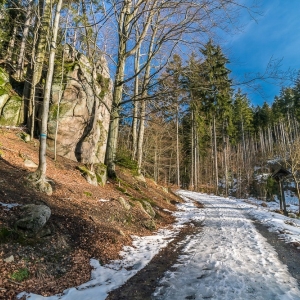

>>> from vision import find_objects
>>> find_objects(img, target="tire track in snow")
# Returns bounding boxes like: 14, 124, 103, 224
153, 191, 300, 300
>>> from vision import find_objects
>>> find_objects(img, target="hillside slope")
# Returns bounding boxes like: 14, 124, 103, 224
0, 128, 180, 300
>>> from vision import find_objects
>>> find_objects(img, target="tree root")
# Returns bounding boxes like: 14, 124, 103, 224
26, 171, 53, 196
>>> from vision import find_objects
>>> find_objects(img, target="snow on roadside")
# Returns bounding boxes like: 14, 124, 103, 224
236, 197, 300, 245
18, 195, 205, 300
153, 191, 300, 300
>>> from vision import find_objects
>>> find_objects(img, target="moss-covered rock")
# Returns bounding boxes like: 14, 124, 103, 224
0, 95, 22, 126
94, 163, 107, 187
142, 200, 156, 218
0, 93, 10, 113
143, 219, 156, 231
117, 197, 131, 210
77, 165, 98, 186
0, 67, 9, 87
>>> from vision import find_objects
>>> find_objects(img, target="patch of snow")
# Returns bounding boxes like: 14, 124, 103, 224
0, 202, 19, 210
236, 197, 300, 245
98, 199, 109, 202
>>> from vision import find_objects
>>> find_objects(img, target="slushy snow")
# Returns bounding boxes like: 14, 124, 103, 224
18, 191, 300, 300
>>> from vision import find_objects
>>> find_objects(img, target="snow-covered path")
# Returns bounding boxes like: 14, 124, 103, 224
153, 191, 300, 300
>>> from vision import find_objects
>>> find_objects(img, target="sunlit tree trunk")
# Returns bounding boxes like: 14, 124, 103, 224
105, 0, 156, 177
131, 44, 140, 160
29, 0, 63, 195
28, 0, 52, 139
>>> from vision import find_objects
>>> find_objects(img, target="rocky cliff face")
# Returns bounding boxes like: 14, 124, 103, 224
0, 47, 112, 165
47, 46, 112, 164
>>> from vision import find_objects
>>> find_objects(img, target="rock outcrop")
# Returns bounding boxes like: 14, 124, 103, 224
47, 45, 112, 164
0, 46, 112, 166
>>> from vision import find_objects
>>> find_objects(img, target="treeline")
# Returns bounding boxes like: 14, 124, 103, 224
119, 41, 300, 203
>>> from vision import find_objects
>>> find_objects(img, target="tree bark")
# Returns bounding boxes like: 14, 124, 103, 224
29, 0, 63, 195
213, 115, 218, 194
131, 44, 140, 160
6, 23, 18, 61
15, 0, 34, 80
28, 0, 52, 139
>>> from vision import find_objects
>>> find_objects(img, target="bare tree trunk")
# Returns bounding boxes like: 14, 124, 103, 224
6, 23, 18, 61
137, 96, 146, 173
194, 125, 198, 190
190, 110, 194, 190
213, 115, 218, 194
28, 0, 52, 139
136, 24, 157, 175
295, 181, 300, 214
28, 0, 63, 195
105, 0, 157, 177
131, 45, 140, 160
15, 0, 34, 80
176, 102, 180, 187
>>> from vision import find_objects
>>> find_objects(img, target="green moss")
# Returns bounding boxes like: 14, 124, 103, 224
77, 165, 90, 176
97, 74, 110, 99
10, 268, 29, 282
53, 61, 78, 85
49, 102, 73, 121
0, 95, 22, 125
96, 120, 107, 152
0, 87, 7, 97
0, 67, 9, 87
0, 227, 39, 245
116, 186, 127, 193
115, 151, 138, 174
83, 191, 92, 197
94, 163, 107, 186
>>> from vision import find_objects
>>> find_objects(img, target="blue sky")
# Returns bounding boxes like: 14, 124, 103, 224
223, 0, 300, 106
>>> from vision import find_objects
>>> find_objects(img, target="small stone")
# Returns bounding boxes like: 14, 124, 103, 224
24, 159, 38, 168
143, 219, 156, 230
4, 255, 14, 263
260, 202, 267, 207
117, 229, 125, 236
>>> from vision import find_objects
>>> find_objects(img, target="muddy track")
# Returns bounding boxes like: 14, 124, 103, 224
107, 221, 203, 300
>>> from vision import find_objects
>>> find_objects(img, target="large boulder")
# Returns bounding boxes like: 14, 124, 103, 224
15, 204, 51, 233
0, 68, 22, 126
47, 45, 112, 164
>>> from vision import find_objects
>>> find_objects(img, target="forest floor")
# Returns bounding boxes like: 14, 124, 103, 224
0, 128, 181, 300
